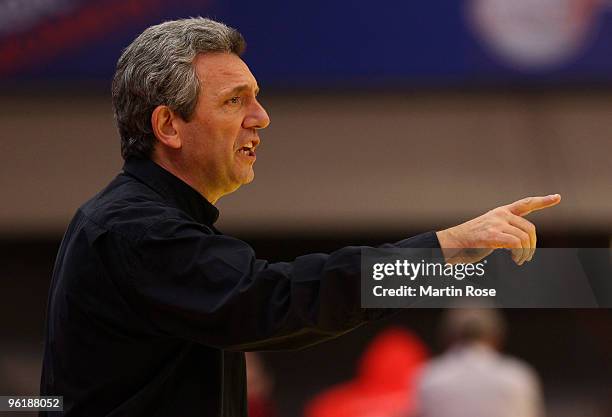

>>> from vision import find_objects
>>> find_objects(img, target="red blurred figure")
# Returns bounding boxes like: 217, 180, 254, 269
305, 327, 428, 417
246, 352, 279, 417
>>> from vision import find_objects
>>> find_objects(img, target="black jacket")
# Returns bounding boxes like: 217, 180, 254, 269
40, 158, 441, 417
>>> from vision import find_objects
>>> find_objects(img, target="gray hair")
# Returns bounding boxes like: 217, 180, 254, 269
111, 17, 246, 160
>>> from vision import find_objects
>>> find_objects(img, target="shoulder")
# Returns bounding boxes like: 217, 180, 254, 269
78, 173, 205, 242
497, 354, 541, 388
419, 347, 539, 387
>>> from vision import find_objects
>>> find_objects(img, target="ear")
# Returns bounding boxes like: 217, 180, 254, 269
151, 105, 182, 150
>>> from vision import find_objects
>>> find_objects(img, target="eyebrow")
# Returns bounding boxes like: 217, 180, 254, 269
221, 84, 260, 97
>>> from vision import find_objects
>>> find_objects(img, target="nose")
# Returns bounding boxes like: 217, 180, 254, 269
243, 98, 270, 130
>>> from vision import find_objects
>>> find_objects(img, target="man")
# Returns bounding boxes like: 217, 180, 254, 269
40, 17, 560, 417
414, 308, 545, 417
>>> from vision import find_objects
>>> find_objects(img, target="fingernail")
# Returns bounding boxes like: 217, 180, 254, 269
547, 194, 559, 199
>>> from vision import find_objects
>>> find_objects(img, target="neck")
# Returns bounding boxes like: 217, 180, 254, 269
151, 155, 222, 204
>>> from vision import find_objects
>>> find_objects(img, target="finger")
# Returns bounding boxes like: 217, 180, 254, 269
508, 215, 536, 261
508, 194, 561, 217
513, 248, 524, 265
491, 232, 522, 264
495, 233, 523, 265
501, 224, 530, 265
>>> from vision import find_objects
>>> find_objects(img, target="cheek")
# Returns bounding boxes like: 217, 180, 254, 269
181, 113, 244, 161
221, 126, 244, 157
182, 121, 219, 157
180, 122, 203, 148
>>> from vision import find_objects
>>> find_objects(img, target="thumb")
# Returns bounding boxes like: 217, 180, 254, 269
508, 194, 561, 216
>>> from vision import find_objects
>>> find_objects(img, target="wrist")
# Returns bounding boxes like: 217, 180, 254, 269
436, 227, 462, 262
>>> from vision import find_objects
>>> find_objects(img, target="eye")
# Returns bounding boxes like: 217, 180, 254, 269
227, 96, 242, 105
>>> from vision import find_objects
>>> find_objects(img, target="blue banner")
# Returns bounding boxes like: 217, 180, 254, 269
3, 0, 612, 87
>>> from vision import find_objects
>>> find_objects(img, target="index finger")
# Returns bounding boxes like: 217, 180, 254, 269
507, 194, 561, 216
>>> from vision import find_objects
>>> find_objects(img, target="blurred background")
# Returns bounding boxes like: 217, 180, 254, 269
1, 0, 612, 416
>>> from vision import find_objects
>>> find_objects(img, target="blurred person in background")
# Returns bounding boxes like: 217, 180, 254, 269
413, 307, 545, 417
305, 327, 428, 417
246, 353, 278, 417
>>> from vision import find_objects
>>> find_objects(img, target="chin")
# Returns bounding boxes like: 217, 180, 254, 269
241, 170, 255, 185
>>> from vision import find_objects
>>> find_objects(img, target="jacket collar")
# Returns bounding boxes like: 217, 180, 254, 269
122, 158, 219, 226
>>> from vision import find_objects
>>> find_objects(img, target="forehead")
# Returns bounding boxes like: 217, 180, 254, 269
194, 53, 258, 94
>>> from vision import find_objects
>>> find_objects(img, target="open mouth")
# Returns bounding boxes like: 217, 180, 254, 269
237, 145, 256, 157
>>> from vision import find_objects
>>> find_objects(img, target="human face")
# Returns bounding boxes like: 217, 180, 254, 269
177, 53, 270, 202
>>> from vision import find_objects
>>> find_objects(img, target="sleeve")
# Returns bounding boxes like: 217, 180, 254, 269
117, 218, 440, 351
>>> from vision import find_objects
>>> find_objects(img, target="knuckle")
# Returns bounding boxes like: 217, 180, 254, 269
491, 207, 505, 216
